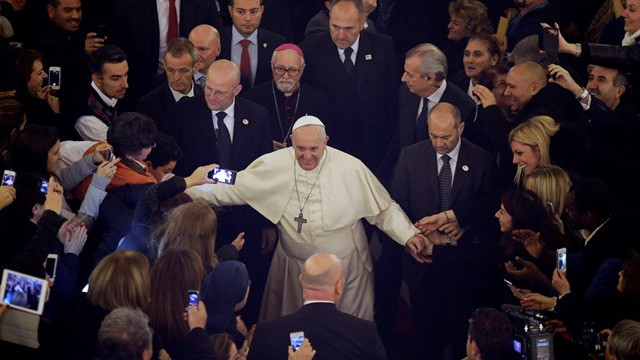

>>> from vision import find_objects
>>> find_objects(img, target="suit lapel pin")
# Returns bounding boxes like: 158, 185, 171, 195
263, 43, 267, 48
462, 165, 469, 172
242, 119, 249, 125
365, 54, 372, 60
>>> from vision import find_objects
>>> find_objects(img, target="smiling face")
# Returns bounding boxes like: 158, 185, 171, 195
27, 59, 47, 93
623, 0, 640, 34
47, 0, 82, 32
447, 14, 468, 41
586, 65, 625, 110
510, 140, 540, 174
291, 125, 328, 171
504, 67, 537, 115
463, 38, 498, 80
495, 203, 514, 233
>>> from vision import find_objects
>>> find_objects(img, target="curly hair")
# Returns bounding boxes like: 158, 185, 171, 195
448, 0, 494, 36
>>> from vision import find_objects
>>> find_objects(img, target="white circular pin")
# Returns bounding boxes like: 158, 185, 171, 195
242, 119, 249, 125
462, 165, 469, 171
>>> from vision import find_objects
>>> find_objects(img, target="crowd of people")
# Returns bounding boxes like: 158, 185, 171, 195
1, 0, 640, 359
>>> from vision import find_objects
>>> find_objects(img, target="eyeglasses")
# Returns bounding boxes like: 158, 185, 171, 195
272, 65, 302, 76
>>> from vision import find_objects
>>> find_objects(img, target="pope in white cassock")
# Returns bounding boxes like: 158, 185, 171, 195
186, 116, 427, 321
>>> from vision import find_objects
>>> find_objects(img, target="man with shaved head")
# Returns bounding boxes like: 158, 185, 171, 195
505, 61, 583, 123
188, 25, 222, 88
248, 253, 387, 360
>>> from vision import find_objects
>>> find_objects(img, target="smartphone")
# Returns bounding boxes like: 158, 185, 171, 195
95, 24, 108, 40
208, 167, 237, 185
187, 290, 199, 306
289, 331, 304, 351
2, 170, 16, 186
557, 247, 567, 272
503, 278, 513, 286
545, 202, 555, 214
538, 26, 559, 54
45, 254, 58, 281
49, 66, 61, 90
106, 150, 115, 161
39, 179, 49, 194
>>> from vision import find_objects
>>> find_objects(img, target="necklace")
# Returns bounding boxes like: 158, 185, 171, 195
293, 150, 327, 233
272, 82, 301, 147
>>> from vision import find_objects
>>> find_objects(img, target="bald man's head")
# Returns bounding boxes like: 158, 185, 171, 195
204, 60, 241, 111
299, 253, 344, 303
188, 25, 221, 74
504, 61, 547, 116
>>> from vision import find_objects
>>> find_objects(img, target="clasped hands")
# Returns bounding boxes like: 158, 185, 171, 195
406, 211, 465, 263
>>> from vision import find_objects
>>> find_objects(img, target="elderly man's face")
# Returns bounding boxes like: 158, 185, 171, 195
47, 0, 82, 32
164, 52, 196, 94
272, 50, 305, 93
189, 30, 220, 74
504, 67, 536, 115
204, 70, 241, 111
291, 126, 328, 171
229, 0, 264, 37
329, 0, 364, 50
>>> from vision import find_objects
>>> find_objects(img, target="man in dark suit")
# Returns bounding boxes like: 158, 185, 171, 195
138, 37, 202, 132
242, 43, 328, 150
390, 102, 501, 360
167, 59, 273, 327
248, 252, 387, 360
299, 0, 398, 171
219, 0, 286, 91
110, 0, 218, 108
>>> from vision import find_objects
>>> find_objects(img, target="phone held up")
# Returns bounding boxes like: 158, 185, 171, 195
557, 247, 567, 272
208, 167, 237, 185
187, 290, 199, 306
2, 169, 16, 186
539, 26, 559, 54
46, 254, 59, 281
289, 331, 304, 351
49, 66, 61, 90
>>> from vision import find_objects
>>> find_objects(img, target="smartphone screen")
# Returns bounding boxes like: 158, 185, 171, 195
208, 168, 237, 185
49, 67, 61, 90
557, 248, 567, 272
290, 331, 304, 351
187, 290, 199, 306
45, 254, 58, 280
39, 179, 49, 194
2, 170, 16, 186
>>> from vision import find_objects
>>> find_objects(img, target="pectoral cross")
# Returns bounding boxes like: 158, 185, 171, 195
294, 211, 307, 233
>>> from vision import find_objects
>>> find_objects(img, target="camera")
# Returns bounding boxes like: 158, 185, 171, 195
208, 167, 237, 185
578, 321, 607, 360
502, 304, 554, 360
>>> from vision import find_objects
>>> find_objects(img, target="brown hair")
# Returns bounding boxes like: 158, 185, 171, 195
448, 0, 493, 36
88, 251, 150, 310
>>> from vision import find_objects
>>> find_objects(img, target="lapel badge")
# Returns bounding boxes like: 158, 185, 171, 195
242, 119, 249, 125
263, 43, 267, 48
462, 165, 469, 172
365, 54, 372, 60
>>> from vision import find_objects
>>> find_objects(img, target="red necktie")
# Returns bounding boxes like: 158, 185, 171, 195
167, 0, 178, 43
240, 39, 252, 85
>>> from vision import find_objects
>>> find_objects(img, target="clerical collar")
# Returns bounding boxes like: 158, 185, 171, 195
232, 26, 258, 45
91, 81, 118, 107
303, 300, 335, 305
169, 81, 195, 101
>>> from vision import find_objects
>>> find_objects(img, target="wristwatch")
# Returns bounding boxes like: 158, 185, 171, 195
576, 87, 589, 101
575, 43, 582, 57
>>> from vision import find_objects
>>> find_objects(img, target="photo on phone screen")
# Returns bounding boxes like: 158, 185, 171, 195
208, 168, 237, 185
289, 331, 304, 351
0, 269, 49, 315
48, 67, 61, 90
46, 254, 58, 281
39, 179, 49, 194
2, 170, 16, 186
557, 247, 567, 272
187, 290, 199, 306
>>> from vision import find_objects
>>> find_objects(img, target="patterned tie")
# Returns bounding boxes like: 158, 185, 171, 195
215, 112, 232, 167
343, 46, 354, 76
415, 98, 429, 142
439, 154, 452, 211
195, 76, 206, 89
167, 0, 178, 43
240, 39, 252, 85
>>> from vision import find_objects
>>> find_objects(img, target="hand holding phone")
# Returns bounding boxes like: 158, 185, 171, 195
557, 247, 567, 272
48, 66, 61, 90
290, 331, 304, 351
538, 26, 559, 54
187, 290, 199, 306
208, 167, 237, 185
45, 254, 58, 281
2, 170, 16, 186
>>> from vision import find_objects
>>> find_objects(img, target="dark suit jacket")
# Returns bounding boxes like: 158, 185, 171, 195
299, 31, 398, 170
241, 81, 329, 143
110, 0, 218, 104
248, 303, 387, 360
390, 138, 500, 290
137, 82, 203, 133
379, 82, 476, 182
167, 95, 272, 176
218, 26, 286, 91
